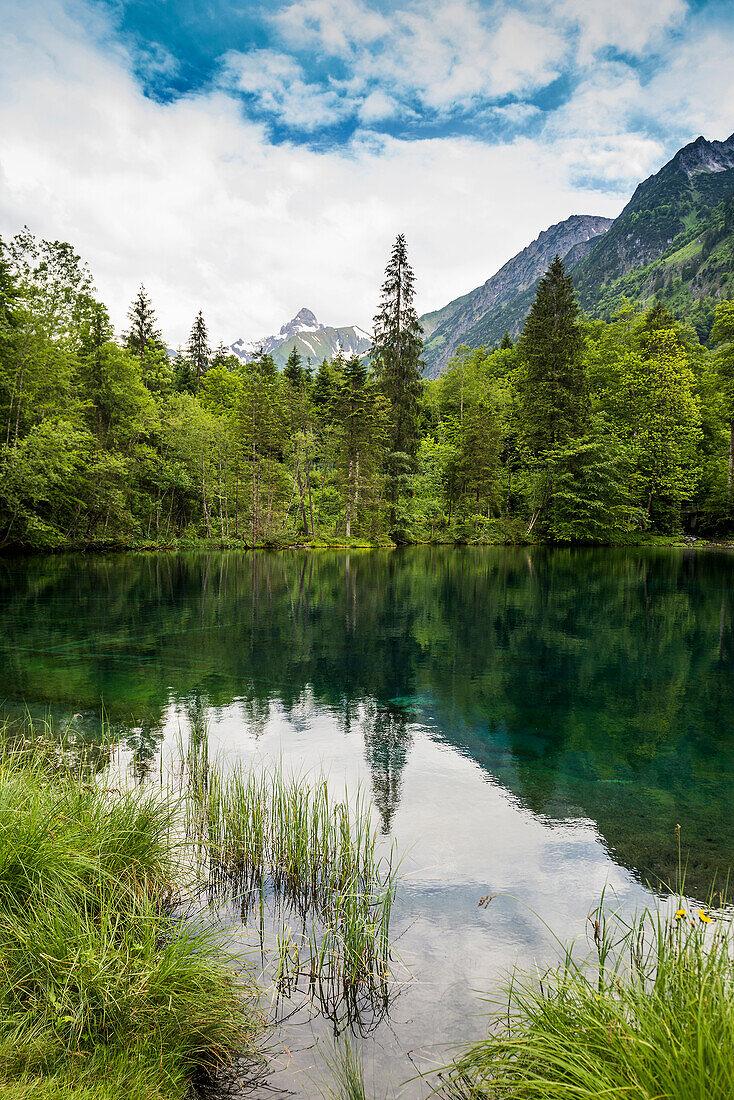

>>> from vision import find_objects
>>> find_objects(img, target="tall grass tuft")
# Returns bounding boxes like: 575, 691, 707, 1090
318, 1039, 370, 1100
0, 719, 260, 1099
182, 725, 398, 1023
444, 895, 734, 1100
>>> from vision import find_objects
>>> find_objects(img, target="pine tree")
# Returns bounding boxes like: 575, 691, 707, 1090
500, 331, 513, 350
520, 255, 587, 454
211, 343, 234, 370
329, 353, 388, 536
372, 234, 424, 457
372, 234, 424, 535
124, 285, 162, 362
187, 310, 210, 393
284, 345, 304, 390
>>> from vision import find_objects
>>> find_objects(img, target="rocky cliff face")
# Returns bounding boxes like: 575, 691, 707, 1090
420, 214, 612, 377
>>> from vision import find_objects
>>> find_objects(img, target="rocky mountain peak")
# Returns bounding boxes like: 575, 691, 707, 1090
280, 307, 322, 338
419, 212, 612, 376
673, 132, 734, 179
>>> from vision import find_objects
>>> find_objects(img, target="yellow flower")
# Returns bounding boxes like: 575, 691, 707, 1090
697, 909, 713, 924
674, 908, 687, 920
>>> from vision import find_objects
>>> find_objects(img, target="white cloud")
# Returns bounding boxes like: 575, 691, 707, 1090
275, 0, 568, 110
221, 48, 348, 131
0, 0, 729, 352
645, 25, 734, 139
273, 0, 389, 54
558, 0, 687, 60
358, 90, 401, 124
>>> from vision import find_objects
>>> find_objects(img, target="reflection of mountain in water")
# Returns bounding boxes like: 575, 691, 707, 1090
1, 547, 733, 895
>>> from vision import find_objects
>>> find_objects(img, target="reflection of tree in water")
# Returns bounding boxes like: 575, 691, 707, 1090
362, 703, 413, 834
2, 546, 734, 895
126, 724, 163, 783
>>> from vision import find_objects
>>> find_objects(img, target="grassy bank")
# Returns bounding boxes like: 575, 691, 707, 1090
445, 894, 734, 1100
0, 732, 260, 1100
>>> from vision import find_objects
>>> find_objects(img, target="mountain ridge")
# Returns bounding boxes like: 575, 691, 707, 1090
420, 213, 613, 377
228, 307, 371, 369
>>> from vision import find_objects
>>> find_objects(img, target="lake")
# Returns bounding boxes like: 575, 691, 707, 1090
1, 547, 733, 1096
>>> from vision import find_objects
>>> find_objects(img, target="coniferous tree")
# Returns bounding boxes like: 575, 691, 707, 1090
329, 353, 388, 537
372, 234, 424, 535
284, 345, 304, 389
124, 285, 162, 362
712, 301, 734, 493
520, 255, 587, 454
500, 331, 513, 350
284, 345, 315, 537
173, 348, 195, 394
186, 310, 210, 393
372, 233, 424, 457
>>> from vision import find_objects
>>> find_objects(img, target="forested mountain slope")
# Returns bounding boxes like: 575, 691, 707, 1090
421, 131, 734, 373
420, 214, 612, 377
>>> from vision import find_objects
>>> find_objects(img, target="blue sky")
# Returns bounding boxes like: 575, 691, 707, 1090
0, 0, 732, 342
102, 0, 731, 160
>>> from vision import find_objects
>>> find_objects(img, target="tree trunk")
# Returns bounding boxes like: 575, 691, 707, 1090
251, 439, 257, 547
202, 452, 212, 538
346, 458, 353, 538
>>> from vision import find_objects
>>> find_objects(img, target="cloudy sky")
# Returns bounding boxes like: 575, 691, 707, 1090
1, 0, 732, 346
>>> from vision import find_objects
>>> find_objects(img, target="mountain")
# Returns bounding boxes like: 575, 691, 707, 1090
420, 131, 734, 375
420, 214, 613, 377
229, 307, 371, 369
573, 133, 734, 338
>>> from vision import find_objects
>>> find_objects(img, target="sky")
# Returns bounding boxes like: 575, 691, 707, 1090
0, 0, 733, 346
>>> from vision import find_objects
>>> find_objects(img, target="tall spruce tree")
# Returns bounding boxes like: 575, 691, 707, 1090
372, 234, 423, 457
284, 345, 304, 389
124, 284, 162, 362
372, 234, 424, 535
329, 353, 388, 537
187, 310, 210, 394
520, 255, 587, 453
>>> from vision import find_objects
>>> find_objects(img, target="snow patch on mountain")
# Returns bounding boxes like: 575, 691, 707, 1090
228, 308, 371, 367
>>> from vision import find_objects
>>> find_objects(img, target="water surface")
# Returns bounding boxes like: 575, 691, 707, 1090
2, 547, 733, 1094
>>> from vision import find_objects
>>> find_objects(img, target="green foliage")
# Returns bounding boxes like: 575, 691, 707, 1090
446, 896, 734, 1100
0, 726, 258, 1098
1, 229, 733, 548
520, 255, 587, 452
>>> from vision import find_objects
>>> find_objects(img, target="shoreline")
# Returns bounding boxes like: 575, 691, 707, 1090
2, 535, 730, 558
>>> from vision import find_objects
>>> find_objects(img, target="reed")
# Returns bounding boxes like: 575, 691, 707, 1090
318, 1039, 370, 1100
182, 732, 398, 1021
444, 894, 734, 1100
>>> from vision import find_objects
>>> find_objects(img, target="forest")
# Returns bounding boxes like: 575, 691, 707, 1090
1, 228, 734, 551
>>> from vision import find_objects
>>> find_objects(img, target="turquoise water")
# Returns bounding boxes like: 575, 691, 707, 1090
1, 547, 733, 1094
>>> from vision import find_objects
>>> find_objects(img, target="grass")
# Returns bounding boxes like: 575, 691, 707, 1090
318, 1040, 369, 1100
182, 722, 398, 1023
443, 893, 734, 1100
0, 722, 260, 1100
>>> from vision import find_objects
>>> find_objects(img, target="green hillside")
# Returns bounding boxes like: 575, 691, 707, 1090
579, 195, 734, 342
421, 133, 734, 370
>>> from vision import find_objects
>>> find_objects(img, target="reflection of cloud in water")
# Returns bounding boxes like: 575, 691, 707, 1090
179, 701, 648, 1098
